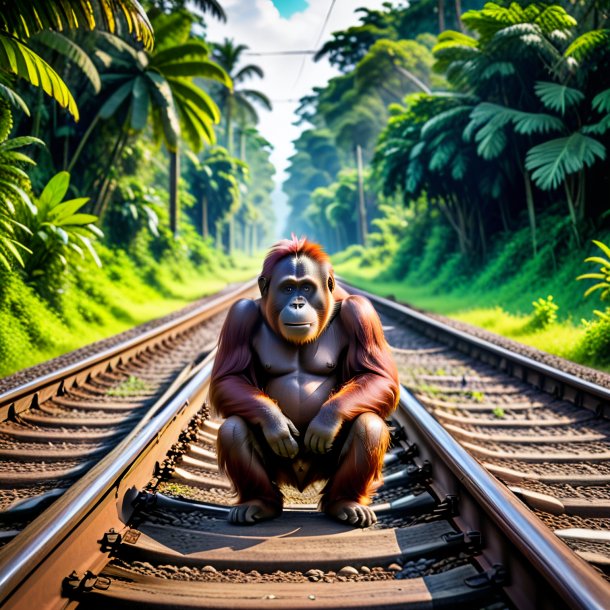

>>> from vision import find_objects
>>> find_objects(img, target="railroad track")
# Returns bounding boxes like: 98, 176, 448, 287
0, 280, 259, 538
0, 281, 608, 609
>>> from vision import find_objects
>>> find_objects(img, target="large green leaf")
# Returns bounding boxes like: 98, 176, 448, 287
534, 81, 585, 115
152, 42, 210, 68
48, 197, 90, 221
170, 78, 220, 123
99, 80, 133, 119
31, 30, 101, 92
564, 30, 610, 62
592, 88, 610, 114
0, 1, 154, 51
147, 72, 179, 150
130, 75, 150, 130
525, 132, 606, 190
0, 80, 29, 114
0, 33, 79, 119
159, 60, 231, 87
39, 171, 70, 209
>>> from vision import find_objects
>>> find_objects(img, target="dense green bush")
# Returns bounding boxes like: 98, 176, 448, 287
580, 311, 610, 365
529, 296, 559, 329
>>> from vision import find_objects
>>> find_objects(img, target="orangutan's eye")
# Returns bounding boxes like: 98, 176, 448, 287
283, 285, 294, 294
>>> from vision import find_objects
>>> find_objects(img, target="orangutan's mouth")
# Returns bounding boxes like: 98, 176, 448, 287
285, 322, 312, 327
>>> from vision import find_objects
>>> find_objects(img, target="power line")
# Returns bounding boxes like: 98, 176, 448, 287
292, 0, 337, 92
244, 50, 317, 56
312, 0, 338, 50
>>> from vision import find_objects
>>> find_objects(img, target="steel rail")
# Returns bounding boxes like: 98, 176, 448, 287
0, 350, 216, 609
395, 386, 609, 610
344, 282, 610, 413
0, 279, 257, 417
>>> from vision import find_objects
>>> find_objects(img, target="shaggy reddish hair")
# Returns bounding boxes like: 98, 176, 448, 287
260, 235, 331, 282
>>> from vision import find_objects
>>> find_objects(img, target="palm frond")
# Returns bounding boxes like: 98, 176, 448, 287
170, 79, 220, 123
534, 81, 584, 115
592, 88, 610, 114
189, 0, 226, 22
0, 80, 29, 114
130, 75, 150, 130
525, 132, 606, 190
146, 71, 179, 150
233, 64, 264, 83
240, 89, 272, 111
152, 42, 210, 68
0, 33, 79, 119
159, 59, 231, 88
0, 1, 154, 51
31, 30, 101, 92
564, 29, 610, 62
480, 61, 515, 80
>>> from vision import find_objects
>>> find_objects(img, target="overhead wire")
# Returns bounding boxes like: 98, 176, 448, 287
291, 0, 338, 91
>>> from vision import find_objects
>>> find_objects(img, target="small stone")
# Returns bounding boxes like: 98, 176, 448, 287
416, 558, 427, 566
201, 565, 218, 573
308, 595, 316, 600
305, 569, 323, 577
360, 566, 371, 574
159, 564, 178, 572
388, 563, 402, 572
337, 566, 359, 577
263, 594, 277, 600
179, 566, 192, 573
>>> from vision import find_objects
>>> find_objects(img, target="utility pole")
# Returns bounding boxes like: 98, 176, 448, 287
356, 144, 368, 246
169, 148, 179, 237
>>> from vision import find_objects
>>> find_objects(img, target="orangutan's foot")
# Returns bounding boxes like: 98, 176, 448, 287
228, 500, 282, 524
325, 500, 377, 528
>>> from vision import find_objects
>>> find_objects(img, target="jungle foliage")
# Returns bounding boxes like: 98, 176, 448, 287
0, 0, 275, 374
284, 0, 610, 364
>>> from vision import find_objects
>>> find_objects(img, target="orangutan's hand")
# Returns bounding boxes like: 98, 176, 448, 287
304, 408, 343, 454
262, 411, 300, 459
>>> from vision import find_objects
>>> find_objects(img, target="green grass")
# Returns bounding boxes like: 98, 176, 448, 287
334, 255, 608, 372
0, 249, 262, 378
107, 375, 151, 397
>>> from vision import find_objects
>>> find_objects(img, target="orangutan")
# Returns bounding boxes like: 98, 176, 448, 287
209, 237, 399, 527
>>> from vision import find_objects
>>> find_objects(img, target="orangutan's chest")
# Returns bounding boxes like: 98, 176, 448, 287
253, 322, 344, 378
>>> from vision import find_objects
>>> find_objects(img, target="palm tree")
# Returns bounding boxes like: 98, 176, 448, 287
211, 39, 272, 155
0, 1, 153, 119
66, 14, 230, 231
148, 0, 226, 22
210, 39, 271, 253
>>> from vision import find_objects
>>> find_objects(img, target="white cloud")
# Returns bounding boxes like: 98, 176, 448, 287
205, 0, 387, 236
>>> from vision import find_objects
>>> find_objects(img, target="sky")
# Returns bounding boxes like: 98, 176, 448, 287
205, 0, 387, 237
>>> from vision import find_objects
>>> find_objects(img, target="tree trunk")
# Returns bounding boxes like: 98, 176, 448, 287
240, 129, 246, 161
244, 221, 249, 254
438, 0, 446, 32
455, 0, 464, 31
97, 179, 118, 221
524, 172, 537, 255
201, 195, 209, 238
215, 220, 222, 251
225, 94, 234, 154
356, 144, 368, 246
169, 147, 180, 237
93, 128, 128, 218
67, 112, 101, 173
229, 214, 235, 255
564, 178, 581, 246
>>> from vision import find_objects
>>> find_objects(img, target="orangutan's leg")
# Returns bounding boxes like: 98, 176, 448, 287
321, 412, 389, 528
217, 415, 283, 524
